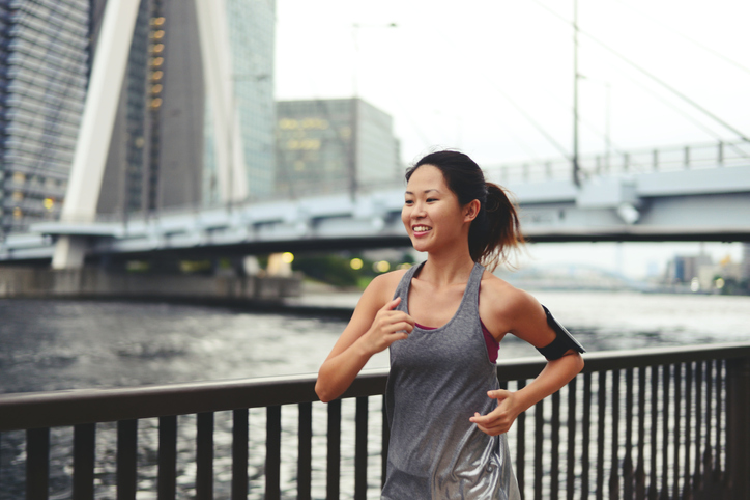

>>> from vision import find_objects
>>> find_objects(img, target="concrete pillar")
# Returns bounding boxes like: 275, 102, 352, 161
52, 0, 140, 269
51, 236, 88, 271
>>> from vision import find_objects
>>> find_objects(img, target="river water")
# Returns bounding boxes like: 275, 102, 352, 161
1, 291, 749, 498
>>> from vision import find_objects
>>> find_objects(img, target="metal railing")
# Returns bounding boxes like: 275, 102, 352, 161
1, 343, 748, 499
485, 139, 750, 186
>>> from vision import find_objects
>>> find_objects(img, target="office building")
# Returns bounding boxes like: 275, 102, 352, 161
0, 0, 90, 237
276, 98, 401, 198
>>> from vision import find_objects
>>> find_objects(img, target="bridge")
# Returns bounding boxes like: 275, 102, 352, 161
1, 0, 748, 269
1, 140, 749, 265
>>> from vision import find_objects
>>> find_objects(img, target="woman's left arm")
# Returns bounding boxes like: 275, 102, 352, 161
470, 289, 584, 436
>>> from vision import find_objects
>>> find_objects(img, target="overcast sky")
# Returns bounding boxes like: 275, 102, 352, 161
274, 0, 749, 278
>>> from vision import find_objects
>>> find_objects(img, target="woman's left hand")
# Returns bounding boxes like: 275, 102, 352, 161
469, 389, 522, 436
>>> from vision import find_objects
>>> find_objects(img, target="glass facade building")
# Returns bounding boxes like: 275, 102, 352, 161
276, 98, 401, 198
0, 0, 89, 237
204, 0, 276, 204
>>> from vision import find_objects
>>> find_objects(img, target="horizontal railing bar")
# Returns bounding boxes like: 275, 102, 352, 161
0, 343, 748, 432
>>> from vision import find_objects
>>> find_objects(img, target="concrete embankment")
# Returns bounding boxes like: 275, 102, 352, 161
0, 267, 301, 304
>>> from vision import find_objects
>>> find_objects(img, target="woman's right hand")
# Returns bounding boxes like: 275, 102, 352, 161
316, 282, 413, 402
360, 297, 414, 354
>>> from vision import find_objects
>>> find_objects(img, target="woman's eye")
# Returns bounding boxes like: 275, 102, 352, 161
426, 198, 437, 202
404, 200, 413, 205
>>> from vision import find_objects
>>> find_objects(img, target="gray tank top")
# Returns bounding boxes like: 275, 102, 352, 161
383, 261, 521, 500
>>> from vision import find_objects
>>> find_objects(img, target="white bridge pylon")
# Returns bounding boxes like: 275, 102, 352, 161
53, 0, 247, 270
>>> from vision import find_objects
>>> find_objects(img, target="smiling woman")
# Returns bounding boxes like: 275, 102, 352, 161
316, 150, 585, 499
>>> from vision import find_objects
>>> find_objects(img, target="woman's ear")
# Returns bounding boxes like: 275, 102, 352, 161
464, 199, 481, 222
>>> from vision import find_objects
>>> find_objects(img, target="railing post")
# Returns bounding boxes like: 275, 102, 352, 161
266, 406, 282, 500
26, 427, 49, 500
73, 423, 96, 500
117, 419, 138, 500
652, 149, 659, 171
297, 402, 313, 500
725, 357, 750, 500
196, 412, 213, 500
381, 394, 390, 489
718, 141, 724, 166
685, 145, 691, 168
231, 409, 249, 500
327, 399, 342, 500
157, 415, 177, 500
354, 396, 369, 500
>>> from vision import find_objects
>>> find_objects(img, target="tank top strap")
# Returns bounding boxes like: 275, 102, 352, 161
463, 261, 485, 315
392, 261, 425, 304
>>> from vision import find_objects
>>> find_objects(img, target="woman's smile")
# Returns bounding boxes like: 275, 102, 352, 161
412, 224, 432, 237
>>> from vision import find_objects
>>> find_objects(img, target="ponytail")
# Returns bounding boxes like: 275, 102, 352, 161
469, 182, 525, 272
409, 150, 525, 272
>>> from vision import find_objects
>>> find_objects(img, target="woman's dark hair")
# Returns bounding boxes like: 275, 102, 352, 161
405, 150, 525, 271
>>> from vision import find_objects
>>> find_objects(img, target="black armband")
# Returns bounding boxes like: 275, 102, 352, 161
536, 305, 585, 361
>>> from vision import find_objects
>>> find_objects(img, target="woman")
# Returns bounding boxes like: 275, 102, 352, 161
315, 150, 585, 499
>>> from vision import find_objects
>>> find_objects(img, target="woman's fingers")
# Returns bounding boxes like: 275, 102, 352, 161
469, 392, 519, 436
362, 300, 415, 353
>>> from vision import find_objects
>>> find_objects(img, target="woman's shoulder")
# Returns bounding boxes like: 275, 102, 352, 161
358, 269, 409, 307
480, 271, 540, 315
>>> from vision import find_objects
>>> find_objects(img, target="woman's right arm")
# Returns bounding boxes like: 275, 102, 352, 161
315, 273, 414, 402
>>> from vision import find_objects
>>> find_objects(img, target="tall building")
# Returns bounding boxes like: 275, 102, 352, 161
0, 0, 90, 237
276, 98, 401, 198
0, 0, 275, 240
95, 0, 276, 215
225, 0, 275, 201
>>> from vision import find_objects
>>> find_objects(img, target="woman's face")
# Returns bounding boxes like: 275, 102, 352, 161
402, 165, 471, 254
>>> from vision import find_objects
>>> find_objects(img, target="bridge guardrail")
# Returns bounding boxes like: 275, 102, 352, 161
484, 139, 750, 186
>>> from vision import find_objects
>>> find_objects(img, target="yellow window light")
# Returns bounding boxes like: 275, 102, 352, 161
281, 252, 295, 264
350, 258, 364, 270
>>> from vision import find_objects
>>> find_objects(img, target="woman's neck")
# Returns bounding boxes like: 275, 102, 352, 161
419, 249, 476, 287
